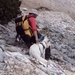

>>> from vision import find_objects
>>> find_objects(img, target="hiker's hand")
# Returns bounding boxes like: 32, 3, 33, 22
33, 31, 40, 43
36, 38, 40, 43
36, 40, 40, 43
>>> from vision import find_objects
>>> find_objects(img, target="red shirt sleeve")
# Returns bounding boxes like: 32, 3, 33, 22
29, 17, 37, 31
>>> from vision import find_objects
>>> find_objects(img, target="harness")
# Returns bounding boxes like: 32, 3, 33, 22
40, 43, 45, 50
38, 42, 46, 56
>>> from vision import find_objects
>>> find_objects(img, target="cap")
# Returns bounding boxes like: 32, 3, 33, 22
21, 8, 27, 11
29, 9, 38, 16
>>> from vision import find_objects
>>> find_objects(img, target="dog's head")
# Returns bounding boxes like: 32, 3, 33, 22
42, 36, 50, 48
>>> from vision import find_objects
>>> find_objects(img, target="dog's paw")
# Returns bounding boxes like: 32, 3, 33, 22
47, 61, 50, 67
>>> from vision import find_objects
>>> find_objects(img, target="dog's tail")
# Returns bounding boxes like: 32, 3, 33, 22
37, 56, 48, 67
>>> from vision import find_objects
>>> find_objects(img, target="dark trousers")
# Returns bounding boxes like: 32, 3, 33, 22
21, 31, 42, 43
21, 34, 36, 47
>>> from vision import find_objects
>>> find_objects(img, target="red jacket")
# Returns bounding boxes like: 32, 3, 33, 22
28, 14, 37, 32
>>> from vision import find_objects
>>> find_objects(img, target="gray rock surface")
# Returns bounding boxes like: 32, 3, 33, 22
0, 11, 75, 74
0, 0, 75, 75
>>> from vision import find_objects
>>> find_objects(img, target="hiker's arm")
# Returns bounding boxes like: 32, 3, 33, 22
33, 31, 39, 43
29, 17, 39, 43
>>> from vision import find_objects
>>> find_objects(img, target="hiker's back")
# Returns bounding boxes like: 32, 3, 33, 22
15, 16, 25, 36
15, 15, 33, 38
22, 16, 33, 37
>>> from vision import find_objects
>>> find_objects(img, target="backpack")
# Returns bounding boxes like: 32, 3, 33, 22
15, 16, 33, 37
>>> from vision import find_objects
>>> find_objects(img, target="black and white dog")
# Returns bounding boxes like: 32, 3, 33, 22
29, 36, 51, 66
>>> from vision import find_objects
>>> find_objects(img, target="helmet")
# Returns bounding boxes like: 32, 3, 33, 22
29, 9, 38, 16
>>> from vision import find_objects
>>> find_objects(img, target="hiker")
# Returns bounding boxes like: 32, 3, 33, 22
15, 9, 43, 47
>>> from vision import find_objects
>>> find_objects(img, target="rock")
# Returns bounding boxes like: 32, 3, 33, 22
0, 40, 6, 45
0, 48, 7, 62
0, 1, 75, 74
63, 55, 75, 66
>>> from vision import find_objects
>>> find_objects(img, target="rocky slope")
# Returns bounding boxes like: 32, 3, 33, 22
20, 0, 75, 20
0, 0, 75, 75
0, 10, 75, 75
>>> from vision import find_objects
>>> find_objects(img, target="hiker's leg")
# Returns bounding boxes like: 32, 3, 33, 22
30, 36, 36, 43
21, 35, 29, 42
21, 34, 32, 47
15, 27, 20, 42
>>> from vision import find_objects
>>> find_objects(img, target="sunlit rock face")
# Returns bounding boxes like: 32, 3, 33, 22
0, 0, 75, 75
21, 0, 75, 20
